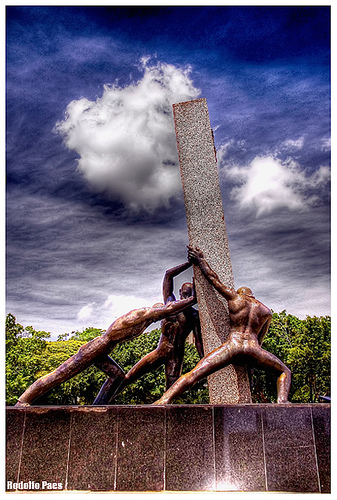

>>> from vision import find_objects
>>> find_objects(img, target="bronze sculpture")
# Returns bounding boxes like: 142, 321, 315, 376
154, 246, 291, 405
93, 261, 204, 404
14, 293, 197, 407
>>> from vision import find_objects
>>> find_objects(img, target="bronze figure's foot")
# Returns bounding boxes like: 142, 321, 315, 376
152, 398, 166, 405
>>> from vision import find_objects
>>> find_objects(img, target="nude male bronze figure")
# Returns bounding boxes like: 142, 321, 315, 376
154, 246, 291, 405
14, 294, 197, 407
93, 261, 204, 404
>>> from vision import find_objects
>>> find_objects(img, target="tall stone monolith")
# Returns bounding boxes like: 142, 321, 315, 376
173, 97, 251, 403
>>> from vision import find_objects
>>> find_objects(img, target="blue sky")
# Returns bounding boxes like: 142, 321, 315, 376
6, 5, 331, 336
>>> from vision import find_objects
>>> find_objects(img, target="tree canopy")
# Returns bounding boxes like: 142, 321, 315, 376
250, 311, 331, 403
5, 311, 330, 406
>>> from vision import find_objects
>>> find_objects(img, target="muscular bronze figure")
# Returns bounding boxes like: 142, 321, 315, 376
14, 294, 197, 407
154, 246, 291, 405
93, 261, 204, 404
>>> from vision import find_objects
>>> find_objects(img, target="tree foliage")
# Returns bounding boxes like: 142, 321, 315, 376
5, 313, 50, 405
250, 311, 331, 403
5, 311, 330, 406
5, 319, 208, 405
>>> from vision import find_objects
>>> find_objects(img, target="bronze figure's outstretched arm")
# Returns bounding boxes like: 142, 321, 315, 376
147, 294, 197, 323
162, 261, 192, 303
15, 292, 197, 407
188, 246, 237, 301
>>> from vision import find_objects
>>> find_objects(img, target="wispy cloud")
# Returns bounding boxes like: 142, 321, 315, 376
6, 190, 191, 336
281, 137, 304, 150
54, 58, 200, 211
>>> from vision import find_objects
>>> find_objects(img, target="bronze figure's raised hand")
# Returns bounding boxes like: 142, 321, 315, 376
187, 245, 204, 264
154, 246, 291, 405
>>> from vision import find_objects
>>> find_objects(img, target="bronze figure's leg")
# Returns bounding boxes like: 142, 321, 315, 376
154, 342, 236, 404
165, 353, 184, 389
93, 355, 125, 405
165, 373, 178, 390
15, 337, 107, 406
124, 349, 166, 385
94, 349, 166, 403
249, 347, 291, 403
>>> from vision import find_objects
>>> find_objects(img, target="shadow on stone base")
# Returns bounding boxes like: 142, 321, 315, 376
6, 404, 330, 493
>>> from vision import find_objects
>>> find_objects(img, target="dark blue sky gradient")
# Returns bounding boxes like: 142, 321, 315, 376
6, 5, 331, 335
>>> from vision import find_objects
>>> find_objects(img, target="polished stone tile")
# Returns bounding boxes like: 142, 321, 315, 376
263, 405, 320, 492
166, 405, 214, 491
6, 404, 330, 493
67, 406, 118, 491
115, 405, 165, 491
6, 408, 25, 490
312, 405, 330, 493
214, 405, 266, 491
19, 407, 71, 491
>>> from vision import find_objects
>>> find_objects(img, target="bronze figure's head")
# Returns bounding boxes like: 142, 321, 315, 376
179, 282, 193, 299
237, 286, 254, 298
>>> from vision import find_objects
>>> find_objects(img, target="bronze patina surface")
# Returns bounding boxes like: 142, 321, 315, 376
154, 247, 291, 405
93, 261, 204, 404
15, 294, 197, 407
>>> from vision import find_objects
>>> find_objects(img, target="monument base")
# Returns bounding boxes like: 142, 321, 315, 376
6, 404, 330, 493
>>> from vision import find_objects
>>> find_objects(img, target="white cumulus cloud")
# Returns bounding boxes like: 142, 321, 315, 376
54, 58, 200, 211
77, 303, 95, 321
103, 293, 161, 320
222, 155, 330, 217
76, 292, 162, 333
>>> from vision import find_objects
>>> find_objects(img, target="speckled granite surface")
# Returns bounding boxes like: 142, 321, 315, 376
6, 404, 330, 492
173, 98, 251, 403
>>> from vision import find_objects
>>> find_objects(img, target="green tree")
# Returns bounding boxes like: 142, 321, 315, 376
250, 311, 331, 403
6, 312, 330, 406
6, 318, 208, 405
5, 314, 50, 405
71, 327, 104, 342
33, 338, 106, 405
105, 329, 209, 405
287, 315, 331, 402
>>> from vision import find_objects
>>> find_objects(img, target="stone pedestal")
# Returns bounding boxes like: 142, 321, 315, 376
173, 98, 251, 403
6, 404, 330, 493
